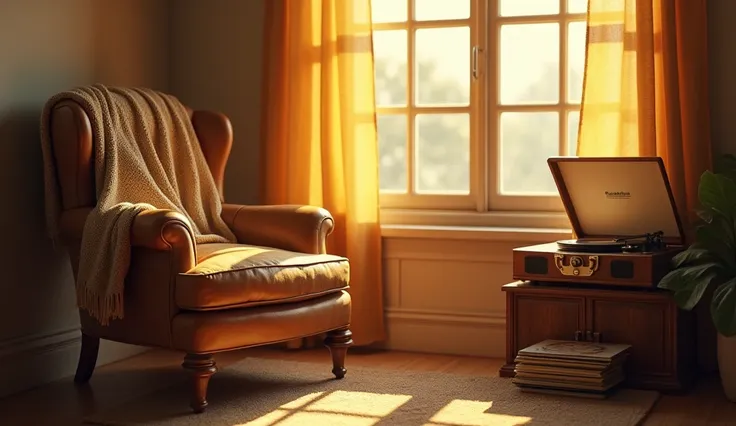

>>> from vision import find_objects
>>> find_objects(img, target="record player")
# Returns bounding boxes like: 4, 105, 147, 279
512, 157, 686, 288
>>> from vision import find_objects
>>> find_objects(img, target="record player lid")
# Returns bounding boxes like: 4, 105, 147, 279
547, 157, 684, 245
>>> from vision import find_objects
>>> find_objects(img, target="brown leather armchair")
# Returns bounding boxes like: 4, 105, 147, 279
47, 100, 353, 413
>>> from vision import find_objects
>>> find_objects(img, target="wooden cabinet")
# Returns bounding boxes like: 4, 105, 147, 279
500, 281, 697, 392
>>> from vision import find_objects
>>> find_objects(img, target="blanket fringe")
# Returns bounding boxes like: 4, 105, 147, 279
76, 282, 123, 327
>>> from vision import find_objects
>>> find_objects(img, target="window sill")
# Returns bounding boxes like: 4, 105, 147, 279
381, 224, 571, 242
380, 209, 572, 242
380, 208, 571, 227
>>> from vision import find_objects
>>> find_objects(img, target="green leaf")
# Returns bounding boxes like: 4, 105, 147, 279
696, 220, 736, 269
674, 275, 715, 311
658, 267, 688, 291
696, 208, 714, 224
658, 262, 721, 310
711, 278, 736, 337
671, 247, 714, 268
699, 171, 736, 217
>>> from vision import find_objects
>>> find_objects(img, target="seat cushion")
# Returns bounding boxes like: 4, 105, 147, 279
176, 243, 350, 310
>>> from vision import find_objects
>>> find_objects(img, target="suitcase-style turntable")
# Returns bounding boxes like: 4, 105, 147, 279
512, 157, 686, 288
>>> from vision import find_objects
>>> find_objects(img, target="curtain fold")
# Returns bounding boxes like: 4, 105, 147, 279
578, 0, 712, 241
578, 0, 715, 371
260, 0, 386, 347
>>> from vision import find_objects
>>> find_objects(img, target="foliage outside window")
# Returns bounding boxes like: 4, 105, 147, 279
372, 0, 588, 224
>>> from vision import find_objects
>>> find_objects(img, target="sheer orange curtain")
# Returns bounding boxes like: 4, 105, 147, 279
577, 0, 714, 370
260, 0, 385, 346
578, 0, 712, 240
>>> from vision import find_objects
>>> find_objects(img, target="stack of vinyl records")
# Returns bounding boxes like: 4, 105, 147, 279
511, 339, 632, 399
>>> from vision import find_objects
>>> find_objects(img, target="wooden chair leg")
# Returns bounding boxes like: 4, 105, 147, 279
324, 327, 353, 379
182, 354, 217, 414
74, 334, 100, 384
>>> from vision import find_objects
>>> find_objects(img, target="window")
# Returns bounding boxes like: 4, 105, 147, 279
372, 0, 588, 226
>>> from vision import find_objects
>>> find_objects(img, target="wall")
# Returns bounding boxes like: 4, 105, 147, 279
169, 0, 265, 205
0, 0, 170, 398
708, 0, 736, 158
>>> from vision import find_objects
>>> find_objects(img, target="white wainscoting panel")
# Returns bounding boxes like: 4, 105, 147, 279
381, 236, 525, 358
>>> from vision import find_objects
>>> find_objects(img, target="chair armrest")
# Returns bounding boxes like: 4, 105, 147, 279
131, 209, 197, 273
221, 204, 334, 254
60, 208, 196, 266
131, 209, 194, 250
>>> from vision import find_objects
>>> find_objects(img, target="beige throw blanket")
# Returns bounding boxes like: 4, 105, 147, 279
40, 84, 236, 325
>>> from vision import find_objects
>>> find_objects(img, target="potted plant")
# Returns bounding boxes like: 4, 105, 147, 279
658, 154, 736, 401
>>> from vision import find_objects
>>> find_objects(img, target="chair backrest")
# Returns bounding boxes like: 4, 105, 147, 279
48, 99, 233, 210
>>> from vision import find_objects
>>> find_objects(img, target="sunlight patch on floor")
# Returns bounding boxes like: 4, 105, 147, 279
236, 391, 534, 426
428, 399, 532, 426
237, 390, 412, 426
279, 392, 326, 409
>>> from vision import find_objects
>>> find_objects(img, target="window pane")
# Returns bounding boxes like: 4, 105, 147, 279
372, 0, 407, 23
415, 113, 470, 194
568, 21, 586, 103
500, 24, 560, 105
568, 0, 588, 14
415, 0, 470, 21
373, 30, 408, 107
415, 27, 470, 106
500, 112, 559, 194
568, 111, 580, 155
378, 114, 408, 192
499, 0, 559, 17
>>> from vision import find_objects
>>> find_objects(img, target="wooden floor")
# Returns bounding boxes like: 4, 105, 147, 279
0, 346, 734, 425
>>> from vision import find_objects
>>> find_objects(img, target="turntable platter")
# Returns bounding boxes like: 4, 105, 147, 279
556, 239, 627, 253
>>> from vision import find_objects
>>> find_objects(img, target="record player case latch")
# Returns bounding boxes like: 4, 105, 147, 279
554, 254, 599, 277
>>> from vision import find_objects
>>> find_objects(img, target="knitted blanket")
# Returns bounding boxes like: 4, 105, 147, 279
40, 84, 236, 325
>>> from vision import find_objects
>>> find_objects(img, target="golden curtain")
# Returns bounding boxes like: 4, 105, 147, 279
578, 0, 712, 239
260, 0, 385, 346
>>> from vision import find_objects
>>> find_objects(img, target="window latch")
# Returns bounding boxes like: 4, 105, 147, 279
472, 46, 483, 80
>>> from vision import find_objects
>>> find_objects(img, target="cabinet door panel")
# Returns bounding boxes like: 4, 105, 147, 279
515, 296, 584, 352
589, 299, 670, 375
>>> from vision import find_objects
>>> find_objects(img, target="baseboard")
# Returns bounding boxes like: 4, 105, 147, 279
382, 308, 506, 358
97, 340, 150, 367
0, 328, 82, 399
0, 328, 149, 399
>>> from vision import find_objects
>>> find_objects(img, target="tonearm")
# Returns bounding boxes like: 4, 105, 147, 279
616, 231, 664, 252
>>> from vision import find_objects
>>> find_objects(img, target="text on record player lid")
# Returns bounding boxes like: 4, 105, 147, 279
547, 157, 684, 245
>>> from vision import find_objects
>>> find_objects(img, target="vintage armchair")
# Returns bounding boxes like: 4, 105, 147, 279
47, 99, 353, 413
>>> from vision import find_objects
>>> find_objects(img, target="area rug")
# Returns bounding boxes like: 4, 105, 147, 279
85, 357, 659, 426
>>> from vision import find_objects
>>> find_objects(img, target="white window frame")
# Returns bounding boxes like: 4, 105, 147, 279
375, 0, 585, 229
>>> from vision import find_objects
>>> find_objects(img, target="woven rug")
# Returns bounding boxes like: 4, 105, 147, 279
85, 357, 659, 426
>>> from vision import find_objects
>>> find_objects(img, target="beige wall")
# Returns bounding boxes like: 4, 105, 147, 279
708, 0, 736, 158
0, 0, 169, 398
169, 0, 265, 205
